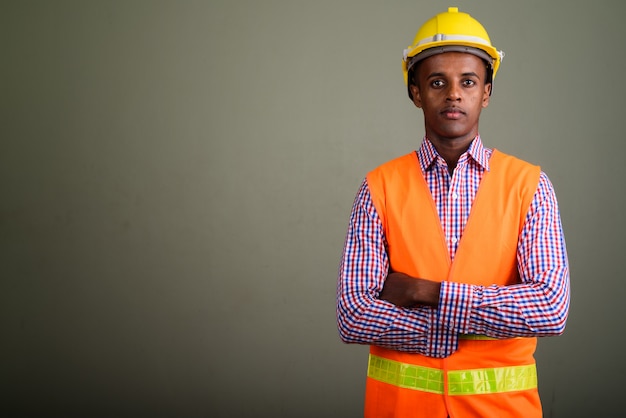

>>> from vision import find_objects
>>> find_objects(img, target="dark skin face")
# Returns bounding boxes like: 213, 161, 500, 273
409, 52, 492, 173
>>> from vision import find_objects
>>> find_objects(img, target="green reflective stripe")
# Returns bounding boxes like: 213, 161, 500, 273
448, 364, 537, 395
367, 354, 444, 394
367, 355, 537, 396
459, 334, 524, 340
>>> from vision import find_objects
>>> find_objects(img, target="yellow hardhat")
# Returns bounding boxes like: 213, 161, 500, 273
402, 7, 504, 88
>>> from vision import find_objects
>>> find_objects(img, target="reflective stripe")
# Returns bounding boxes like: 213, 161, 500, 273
368, 354, 444, 394
459, 334, 499, 340
448, 364, 537, 395
459, 334, 523, 341
367, 355, 537, 396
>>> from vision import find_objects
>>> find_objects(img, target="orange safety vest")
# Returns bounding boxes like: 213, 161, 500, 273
365, 150, 541, 418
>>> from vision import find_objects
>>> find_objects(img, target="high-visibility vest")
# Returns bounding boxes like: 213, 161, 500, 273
365, 150, 541, 418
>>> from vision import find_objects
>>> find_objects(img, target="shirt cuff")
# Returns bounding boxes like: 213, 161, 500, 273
437, 281, 474, 334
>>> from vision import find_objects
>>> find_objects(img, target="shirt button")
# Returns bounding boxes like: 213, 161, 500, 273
451, 237, 458, 244
451, 192, 458, 199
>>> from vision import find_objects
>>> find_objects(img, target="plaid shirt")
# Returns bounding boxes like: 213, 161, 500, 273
337, 137, 570, 358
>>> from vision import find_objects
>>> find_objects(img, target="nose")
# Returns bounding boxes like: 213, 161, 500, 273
446, 83, 461, 101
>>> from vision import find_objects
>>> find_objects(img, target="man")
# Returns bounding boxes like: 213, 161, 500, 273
336, 7, 570, 418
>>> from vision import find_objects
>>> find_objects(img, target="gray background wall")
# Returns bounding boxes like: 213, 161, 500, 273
1, 1, 624, 417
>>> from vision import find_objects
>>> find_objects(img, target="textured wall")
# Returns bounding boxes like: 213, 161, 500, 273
2, 1, 624, 417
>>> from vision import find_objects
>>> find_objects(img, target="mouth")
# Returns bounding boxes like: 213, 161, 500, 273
441, 107, 465, 119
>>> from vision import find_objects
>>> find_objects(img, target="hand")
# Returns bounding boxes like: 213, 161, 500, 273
380, 272, 441, 308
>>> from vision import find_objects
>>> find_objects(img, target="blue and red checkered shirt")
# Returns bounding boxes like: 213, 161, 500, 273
337, 136, 570, 358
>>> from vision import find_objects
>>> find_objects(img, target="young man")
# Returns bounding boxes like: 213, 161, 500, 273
336, 7, 570, 418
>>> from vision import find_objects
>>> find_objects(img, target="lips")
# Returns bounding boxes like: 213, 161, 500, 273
441, 107, 465, 119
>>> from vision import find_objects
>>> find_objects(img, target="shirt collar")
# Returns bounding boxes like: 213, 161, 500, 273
416, 135, 491, 173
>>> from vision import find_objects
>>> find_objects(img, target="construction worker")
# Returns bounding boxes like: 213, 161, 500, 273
336, 7, 570, 418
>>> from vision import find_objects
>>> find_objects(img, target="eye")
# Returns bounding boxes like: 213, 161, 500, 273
431, 79, 445, 88
463, 79, 476, 87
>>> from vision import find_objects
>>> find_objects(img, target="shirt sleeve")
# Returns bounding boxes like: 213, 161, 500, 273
438, 172, 570, 338
336, 179, 434, 354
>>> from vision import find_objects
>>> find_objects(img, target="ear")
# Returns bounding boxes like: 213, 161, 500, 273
482, 83, 492, 108
409, 84, 422, 108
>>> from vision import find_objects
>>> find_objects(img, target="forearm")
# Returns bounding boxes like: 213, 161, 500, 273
374, 269, 567, 339
339, 270, 462, 358
439, 271, 569, 338
337, 285, 433, 351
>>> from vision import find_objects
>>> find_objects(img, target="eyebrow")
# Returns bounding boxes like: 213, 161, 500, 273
427, 71, 481, 79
